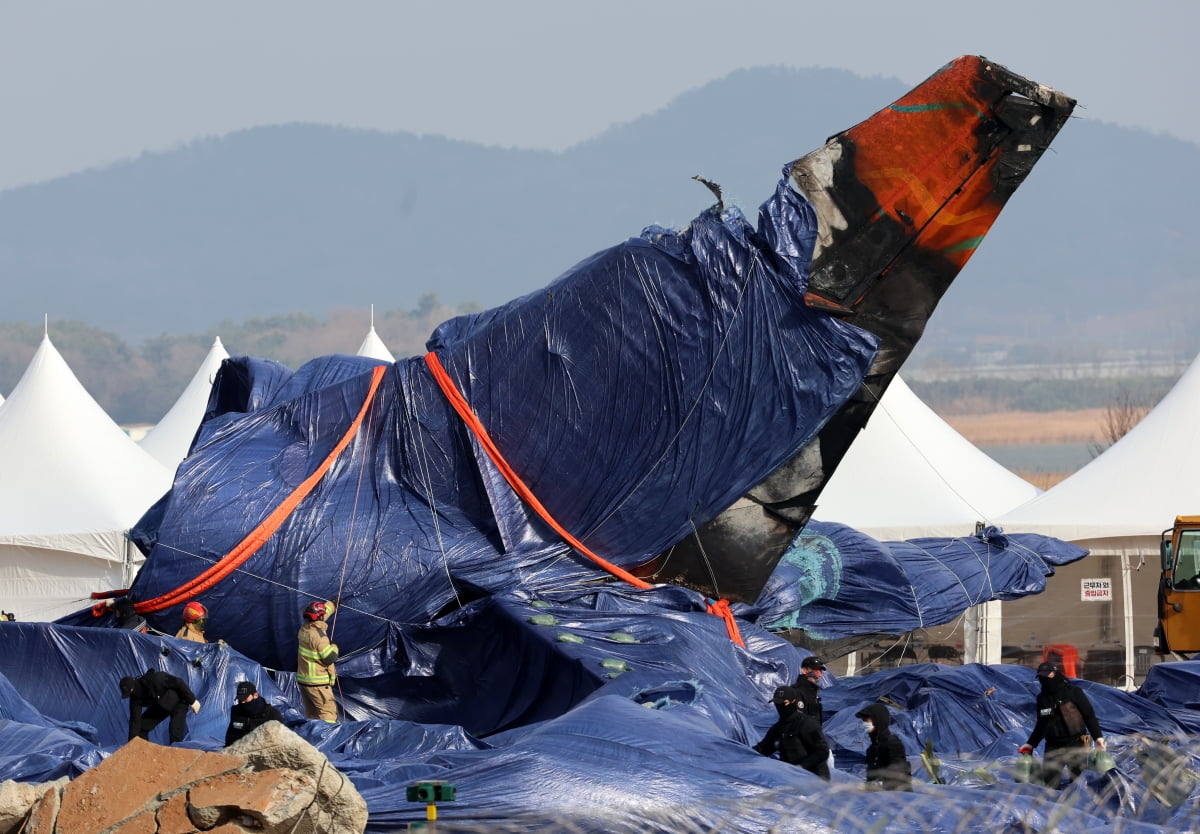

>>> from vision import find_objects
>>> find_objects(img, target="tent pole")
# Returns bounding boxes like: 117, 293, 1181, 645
984, 600, 1002, 665
123, 532, 134, 588
964, 601, 1002, 665
964, 606, 978, 664
1121, 552, 1135, 689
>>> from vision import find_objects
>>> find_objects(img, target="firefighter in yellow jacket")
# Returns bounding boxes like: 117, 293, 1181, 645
175, 601, 209, 643
297, 599, 339, 722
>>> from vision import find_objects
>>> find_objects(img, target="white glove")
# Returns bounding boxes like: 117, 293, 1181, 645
190, 700, 201, 714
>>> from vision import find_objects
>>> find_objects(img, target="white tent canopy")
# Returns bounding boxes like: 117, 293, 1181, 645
993, 351, 1200, 686
357, 325, 395, 362
995, 350, 1200, 543
812, 376, 1040, 669
139, 337, 230, 470
0, 335, 173, 621
813, 375, 1040, 540
812, 375, 1042, 668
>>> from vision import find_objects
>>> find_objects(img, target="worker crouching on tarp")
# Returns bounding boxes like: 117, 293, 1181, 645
1019, 661, 1105, 789
297, 599, 339, 722
119, 669, 201, 745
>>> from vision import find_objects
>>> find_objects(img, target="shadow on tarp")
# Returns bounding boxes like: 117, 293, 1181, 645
1, 618, 1199, 831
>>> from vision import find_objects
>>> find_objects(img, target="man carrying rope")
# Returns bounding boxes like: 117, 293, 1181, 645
297, 599, 339, 722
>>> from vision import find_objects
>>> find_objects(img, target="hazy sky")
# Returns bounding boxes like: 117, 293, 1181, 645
0, 1, 1192, 192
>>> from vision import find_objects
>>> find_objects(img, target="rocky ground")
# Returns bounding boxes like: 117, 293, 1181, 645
0, 722, 367, 834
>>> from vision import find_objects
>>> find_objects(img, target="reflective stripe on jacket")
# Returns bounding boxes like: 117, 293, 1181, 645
297, 620, 338, 685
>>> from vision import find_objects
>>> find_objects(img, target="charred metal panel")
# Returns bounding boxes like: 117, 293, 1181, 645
650, 56, 1075, 603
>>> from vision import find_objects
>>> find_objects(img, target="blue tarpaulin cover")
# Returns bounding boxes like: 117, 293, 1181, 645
123, 178, 880, 672
2, 619, 1199, 832
750, 521, 1088, 638
23, 176, 1194, 830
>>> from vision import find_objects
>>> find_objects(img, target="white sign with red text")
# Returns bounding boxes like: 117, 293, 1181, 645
1081, 577, 1112, 602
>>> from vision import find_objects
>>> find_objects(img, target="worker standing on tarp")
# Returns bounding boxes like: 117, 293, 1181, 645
856, 704, 912, 790
794, 656, 834, 773
793, 656, 826, 721
297, 600, 339, 722
753, 686, 831, 780
1019, 661, 1105, 789
175, 601, 209, 643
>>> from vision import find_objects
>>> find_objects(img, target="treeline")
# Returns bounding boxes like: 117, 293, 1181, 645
908, 376, 1179, 415
0, 301, 1179, 426
0, 295, 478, 424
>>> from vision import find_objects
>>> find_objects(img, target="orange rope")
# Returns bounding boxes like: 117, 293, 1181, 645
423, 351, 745, 647
424, 351, 651, 589
136, 365, 388, 613
704, 598, 745, 648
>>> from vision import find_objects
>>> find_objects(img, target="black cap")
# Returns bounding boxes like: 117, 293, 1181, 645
770, 685, 800, 704
801, 656, 826, 671
118, 676, 138, 698
1036, 661, 1061, 677
235, 681, 257, 701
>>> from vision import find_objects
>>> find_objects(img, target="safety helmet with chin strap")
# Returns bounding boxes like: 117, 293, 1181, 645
182, 601, 208, 624
304, 600, 328, 621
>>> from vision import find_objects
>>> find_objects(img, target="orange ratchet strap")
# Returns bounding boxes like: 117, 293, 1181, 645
424, 351, 745, 648
135, 364, 388, 613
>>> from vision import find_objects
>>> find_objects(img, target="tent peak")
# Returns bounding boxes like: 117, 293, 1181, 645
356, 325, 394, 363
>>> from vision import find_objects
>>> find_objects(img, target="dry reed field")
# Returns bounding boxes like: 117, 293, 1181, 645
940, 408, 1110, 489
942, 408, 1106, 446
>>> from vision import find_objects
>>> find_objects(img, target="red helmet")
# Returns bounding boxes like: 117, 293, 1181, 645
182, 601, 208, 623
304, 600, 328, 621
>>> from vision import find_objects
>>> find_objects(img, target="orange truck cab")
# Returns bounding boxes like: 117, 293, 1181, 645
1155, 515, 1200, 656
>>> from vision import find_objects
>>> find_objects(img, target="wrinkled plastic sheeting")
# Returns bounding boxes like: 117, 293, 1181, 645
0, 621, 303, 757
0, 717, 104, 782
259, 584, 801, 738
1, 623, 1200, 831
821, 663, 1195, 760
1138, 662, 1200, 726
821, 663, 1200, 831
747, 521, 1088, 638
335, 692, 1163, 834
123, 178, 877, 671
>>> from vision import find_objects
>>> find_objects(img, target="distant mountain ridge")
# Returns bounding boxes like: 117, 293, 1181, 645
2, 62, 1197, 365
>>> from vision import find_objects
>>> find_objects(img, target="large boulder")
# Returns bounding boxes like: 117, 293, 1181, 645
0, 778, 66, 834
13, 728, 366, 834
225, 721, 368, 834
